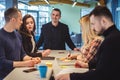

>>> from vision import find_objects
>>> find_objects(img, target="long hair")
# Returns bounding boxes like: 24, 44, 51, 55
80, 14, 98, 47
20, 14, 36, 36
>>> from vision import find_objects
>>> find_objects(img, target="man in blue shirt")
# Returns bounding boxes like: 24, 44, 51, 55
0, 7, 41, 80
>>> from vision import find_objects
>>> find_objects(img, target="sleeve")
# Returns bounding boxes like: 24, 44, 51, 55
87, 38, 103, 69
20, 34, 30, 57
85, 38, 103, 62
64, 25, 76, 50
17, 32, 27, 60
88, 55, 97, 69
19, 35, 26, 60
0, 39, 13, 71
36, 26, 44, 50
70, 70, 99, 80
20, 46, 27, 60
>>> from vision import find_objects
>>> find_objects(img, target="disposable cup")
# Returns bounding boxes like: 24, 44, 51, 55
37, 63, 48, 78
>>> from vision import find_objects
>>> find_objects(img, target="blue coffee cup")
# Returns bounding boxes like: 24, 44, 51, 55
38, 63, 47, 78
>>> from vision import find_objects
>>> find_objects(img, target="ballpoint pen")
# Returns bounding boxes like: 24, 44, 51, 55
66, 50, 71, 59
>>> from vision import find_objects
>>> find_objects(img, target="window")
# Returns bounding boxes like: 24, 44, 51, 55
0, 1, 5, 29
116, 0, 120, 30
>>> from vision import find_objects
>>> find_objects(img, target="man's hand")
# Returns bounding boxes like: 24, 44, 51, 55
31, 57, 41, 64
55, 73, 70, 80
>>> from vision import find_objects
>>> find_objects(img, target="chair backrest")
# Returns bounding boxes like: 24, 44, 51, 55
71, 33, 82, 47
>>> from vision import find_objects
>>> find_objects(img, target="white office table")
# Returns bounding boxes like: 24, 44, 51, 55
4, 50, 87, 80
3, 67, 53, 80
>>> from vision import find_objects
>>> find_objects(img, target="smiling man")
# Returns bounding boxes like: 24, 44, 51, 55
36, 8, 77, 50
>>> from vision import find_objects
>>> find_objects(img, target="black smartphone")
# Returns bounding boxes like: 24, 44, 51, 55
23, 68, 37, 73
41, 56, 55, 60
58, 52, 65, 54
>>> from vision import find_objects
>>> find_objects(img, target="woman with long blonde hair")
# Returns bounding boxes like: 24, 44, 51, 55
68, 14, 104, 68
80, 14, 97, 49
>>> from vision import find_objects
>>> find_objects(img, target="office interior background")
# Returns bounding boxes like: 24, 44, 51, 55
0, 0, 120, 49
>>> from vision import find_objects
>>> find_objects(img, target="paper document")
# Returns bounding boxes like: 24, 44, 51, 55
57, 68, 88, 75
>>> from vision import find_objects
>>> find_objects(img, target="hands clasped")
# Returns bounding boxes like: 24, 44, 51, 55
24, 57, 41, 67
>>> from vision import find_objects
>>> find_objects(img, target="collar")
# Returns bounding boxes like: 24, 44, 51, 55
102, 24, 117, 37
50, 22, 60, 28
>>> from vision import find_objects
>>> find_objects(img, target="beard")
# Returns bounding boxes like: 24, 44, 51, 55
98, 29, 105, 36
94, 28, 105, 36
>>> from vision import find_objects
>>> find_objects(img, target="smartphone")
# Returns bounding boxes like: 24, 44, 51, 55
58, 52, 65, 54
41, 56, 55, 60
23, 68, 37, 73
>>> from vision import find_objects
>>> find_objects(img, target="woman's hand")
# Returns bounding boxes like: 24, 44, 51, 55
75, 60, 88, 68
42, 49, 51, 57
73, 48, 80, 51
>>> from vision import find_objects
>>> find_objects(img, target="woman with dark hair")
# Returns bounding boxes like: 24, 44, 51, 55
19, 14, 51, 58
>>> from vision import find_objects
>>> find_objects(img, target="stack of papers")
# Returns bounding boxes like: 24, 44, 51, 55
57, 68, 88, 75
56, 58, 76, 66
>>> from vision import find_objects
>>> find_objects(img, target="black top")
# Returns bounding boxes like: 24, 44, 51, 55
19, 31, 42, 57
70, 25, 120, 80
36, 22, 76, 50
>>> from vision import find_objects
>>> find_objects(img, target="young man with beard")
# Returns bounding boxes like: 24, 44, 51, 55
55, 6, 120, 80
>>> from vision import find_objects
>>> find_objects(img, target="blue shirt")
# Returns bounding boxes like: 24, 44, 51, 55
0, 28, 26, 79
